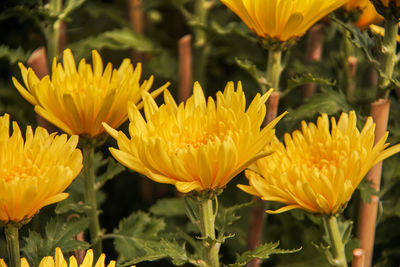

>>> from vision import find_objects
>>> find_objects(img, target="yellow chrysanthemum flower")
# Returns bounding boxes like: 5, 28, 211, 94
0, 114, 82, 223
12, 49, 168, 137
104, 82, 286, 193
221, 0, 348, 42
0, 247, 131, 267
239, 111, 400, 215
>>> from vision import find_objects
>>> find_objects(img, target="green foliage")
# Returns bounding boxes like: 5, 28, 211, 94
286, 87, 352, 121
282, 73, 336, 98
227, 242, 301, 267
68, 28, 158, 58
113, 211, 200, 266
150, 198, 186, 217
21, 217, 89, 266
0, 45, 30, 64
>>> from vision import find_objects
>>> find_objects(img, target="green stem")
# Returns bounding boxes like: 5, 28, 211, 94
5, 224, 20, 267
193, 0, 210, 85
323, 215, 348, 267
266, 49, 283, 93
343, 32, 354, 102
198, 197, 220, 267
44, 0, 62, 69
379, 18, 398, 99
82, 142, 102, 259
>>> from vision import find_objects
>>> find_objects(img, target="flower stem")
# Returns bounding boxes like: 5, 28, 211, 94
379, 18, 398, 99
323, 215, 348, 267
266, 49, 282, 93
82, 141, 102, 259
198, 197, 220, 267
44, 0, 62, 69
5, 224, 20, 267
193, 0, 210, 85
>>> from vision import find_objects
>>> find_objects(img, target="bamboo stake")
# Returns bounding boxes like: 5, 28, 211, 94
351, 248, 365, 267
129, 0, 144, 62
357, 98, 390, 267
302, 24, 324, 98
178, 35, 193, 103
346, 56, 358, 102
247, 92, 280, 267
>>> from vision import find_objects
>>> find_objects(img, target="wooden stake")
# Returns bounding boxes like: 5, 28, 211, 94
247, 92, 280, 267
178, 35, 193, 103
129, 0, 144, 62
352, 248, 365, 267
357, 99, 390, 267
302, 24, 324, 98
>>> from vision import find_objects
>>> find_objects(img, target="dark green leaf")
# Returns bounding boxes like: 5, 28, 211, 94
0, 45, 30, 64
227, 242, 301, 267
150, 197, 186, 217
286, 88, 352, 121
22, 217, 89, 266
282, 73, 336, 98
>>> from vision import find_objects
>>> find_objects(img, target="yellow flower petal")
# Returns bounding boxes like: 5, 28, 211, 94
0, 114, 82, 223
107, 82, 285, 193
13, 48, 168, 137
241, 111, 400, 215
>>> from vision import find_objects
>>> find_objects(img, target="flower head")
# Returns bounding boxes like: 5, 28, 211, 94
239, 111, 400, 215
13, 49, 168, 138
0, 114, 82, 223
104, 82, 285, 193
221, 0, 348, 42
0, 247, 128, 267
343, 0, 383, 29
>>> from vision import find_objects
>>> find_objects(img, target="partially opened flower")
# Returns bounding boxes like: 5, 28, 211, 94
0, 247, 127, 267
12, 49, 168, 137
0, 114, 82, 223
239, 111, 400, 215
371, 0, 400, 18
221, 0, 348, 42
104, 82, 286, 193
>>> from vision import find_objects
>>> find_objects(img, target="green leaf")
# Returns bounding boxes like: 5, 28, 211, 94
22, 217, 89, 266
60, 0, 86, 19
113, 211, 200, 265
0, 45, 30, 64
286, 88, 352, 121
282, 73, 336, 98
68, 28, 158, 58
150, 197, 186, 217
97, 157, 125, 189
215, 201, 253, 239
227, 242, 301, 267
358, 179, 379, 203
235, 57, 266, 91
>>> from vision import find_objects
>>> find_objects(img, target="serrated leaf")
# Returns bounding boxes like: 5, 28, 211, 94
235, 57, 266, 91
0, 45, 30, 64
215, 201, 253, 238
282, 73, 336, 98
68, 28, 157, 58
97, 157, 125, 189
113, 211, 200, 265
286, 88, 352, 121
227, 242, 301, 267
22, 217, 89, 266
150, 197, 186, 217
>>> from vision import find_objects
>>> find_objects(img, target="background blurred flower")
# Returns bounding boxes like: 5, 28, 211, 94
0, 247, 124, 267
240, 111, 400, 215
0, 114, 82, 223
220, 0, 348, 42
343, 0, 383, 28
13, 49, 168, 137
104, 82, 285, 193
